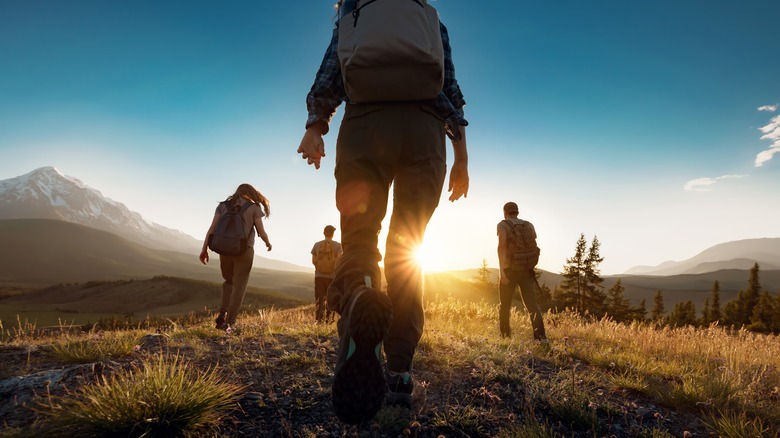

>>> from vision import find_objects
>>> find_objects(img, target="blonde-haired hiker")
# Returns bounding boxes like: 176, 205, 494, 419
200, 183, 272, 332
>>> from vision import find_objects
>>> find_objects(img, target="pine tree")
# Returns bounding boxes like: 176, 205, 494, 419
582, 236, 606, 316
742, 263, 762, 325
559, 234, 588, 313
701, 297, 711, 325
668, 300, 697, 327
633, 299, 647, 322
650, 290, 665, 323
475, 258, 494, 291
710, 280, 721, 323
749, 291, 776, 333
722, 294, 742, 327
605, 279, 630, 322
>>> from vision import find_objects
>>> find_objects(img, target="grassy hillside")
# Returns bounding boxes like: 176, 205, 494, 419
0, 276, 303, 328
1, 299, 777, 437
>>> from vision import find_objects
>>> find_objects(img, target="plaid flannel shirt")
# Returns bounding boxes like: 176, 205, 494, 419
305, 21, 468, 141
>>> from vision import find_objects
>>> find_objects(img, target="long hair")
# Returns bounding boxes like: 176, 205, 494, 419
225, 183, 270, 218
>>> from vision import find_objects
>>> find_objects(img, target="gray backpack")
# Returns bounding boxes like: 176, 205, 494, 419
337, 0, 444, 103
208, 202, 252, 256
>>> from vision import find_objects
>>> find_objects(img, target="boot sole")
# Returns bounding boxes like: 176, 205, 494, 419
332, 289, 392, 424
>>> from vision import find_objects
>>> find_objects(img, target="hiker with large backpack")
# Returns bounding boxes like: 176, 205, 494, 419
296, 0, 470, 424
497, 202, 547, 341
199, 183, 272, 332
311, 225, 343, 323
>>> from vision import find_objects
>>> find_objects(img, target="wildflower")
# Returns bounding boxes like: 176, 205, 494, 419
588, 401, 597, 409
133, 345, 141, 352
654, 412, 664, 420
683, 432, 692, 438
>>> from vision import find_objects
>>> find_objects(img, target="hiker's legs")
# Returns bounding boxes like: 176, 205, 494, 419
516, 269, 547, 340
498, 271, 517, 337
314, 276, 332, 322
219, 255, 235, 314
329, 103, 396, 314
383, 104, 446, 373
225, 247, 254, 325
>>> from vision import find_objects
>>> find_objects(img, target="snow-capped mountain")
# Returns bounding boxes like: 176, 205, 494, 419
0, 166, 200, 253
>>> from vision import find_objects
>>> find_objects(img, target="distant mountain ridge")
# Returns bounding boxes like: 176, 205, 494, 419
0, 167, 306, 272
624, 238, 780, 276
0, 167, 197, 253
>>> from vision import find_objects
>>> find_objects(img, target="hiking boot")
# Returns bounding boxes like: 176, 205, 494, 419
332, 286, 392, 424
385, 368, 414, 408
215, 311, 227, 329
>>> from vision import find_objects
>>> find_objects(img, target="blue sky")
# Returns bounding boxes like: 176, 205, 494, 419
1, 0, 779, 274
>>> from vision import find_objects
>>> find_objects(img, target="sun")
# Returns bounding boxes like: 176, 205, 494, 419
414, 243, 436, 271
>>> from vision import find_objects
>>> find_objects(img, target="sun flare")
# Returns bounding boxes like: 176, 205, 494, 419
414, 243, 435, 272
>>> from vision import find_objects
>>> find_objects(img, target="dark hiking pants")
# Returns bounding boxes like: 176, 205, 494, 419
315, 276, 334, 322
219, 247, 255, 325
499, 268, 547, 340
327, 101, 447, 373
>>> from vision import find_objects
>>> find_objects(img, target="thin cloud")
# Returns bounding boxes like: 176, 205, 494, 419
755, 114, 780, 167
684, 174, 746, 192
757, 104, 778, 112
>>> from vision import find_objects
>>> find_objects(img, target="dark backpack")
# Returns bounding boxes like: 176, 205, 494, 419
503, 219, 540, 272
208, 202, 253, 256
337, 0, 444, 103
314, 240, 337, 274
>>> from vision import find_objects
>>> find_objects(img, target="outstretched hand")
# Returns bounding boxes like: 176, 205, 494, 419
448, 160, 469, 202
297, 126, 326, 170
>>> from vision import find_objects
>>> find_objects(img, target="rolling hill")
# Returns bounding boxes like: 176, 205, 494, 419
0, 219, 314, 301
0, 276, 303, 327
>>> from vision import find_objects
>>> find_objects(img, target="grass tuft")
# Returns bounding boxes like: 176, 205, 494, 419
40, 352, 243, 437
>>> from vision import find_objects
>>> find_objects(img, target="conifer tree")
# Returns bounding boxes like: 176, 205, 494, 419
633, 299, 647, 322
582, 236, 606, 316
605, 279, 630, 322
722, 293, 742, 327
750, 291, 777, 333
701, 297, 711, 325
668, 300, 697, 327
650, 290, 665, 323
742, 263, 762, 324
475, 258, 494, 291
559, 234, 588, 313
710, 280, 721, 323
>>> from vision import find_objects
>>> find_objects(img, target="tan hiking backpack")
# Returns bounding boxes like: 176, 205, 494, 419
314, 240, 337, 274
503, 220, 541, 272
337, 0, 445, 103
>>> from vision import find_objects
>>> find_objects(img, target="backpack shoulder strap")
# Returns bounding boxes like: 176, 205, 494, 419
239, 201, 254, 213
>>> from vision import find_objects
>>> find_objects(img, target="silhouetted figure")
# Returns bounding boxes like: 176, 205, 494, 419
311, 225, 342, 323
296, 0, 470, 424
200, 183, 271, 332
497, 201, 547, 341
